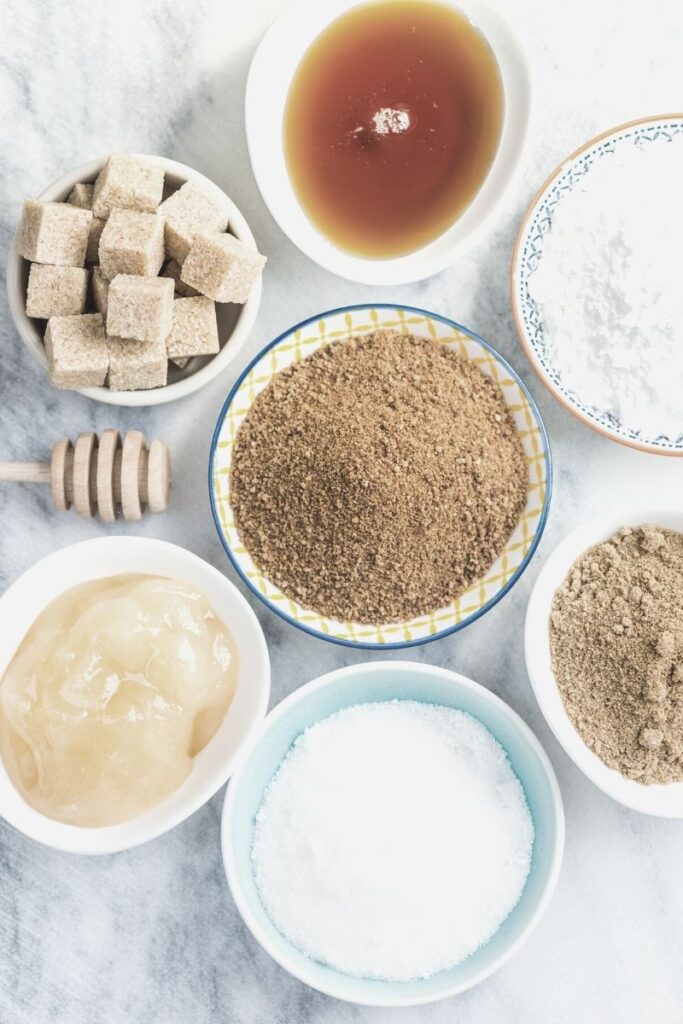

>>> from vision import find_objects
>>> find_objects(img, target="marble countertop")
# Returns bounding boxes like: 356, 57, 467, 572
1, 1, 683, 1021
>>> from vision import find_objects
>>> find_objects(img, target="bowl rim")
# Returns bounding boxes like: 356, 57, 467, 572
245, 0, 533, 285
524, 507, 683, 817
6, 153, 263, 407
208, 302, 553, 650
0, 536, 271, 854
510, 112, 683, 457
221, 659, 565, 1006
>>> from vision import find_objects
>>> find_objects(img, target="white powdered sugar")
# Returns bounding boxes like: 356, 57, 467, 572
251, 700, 534, 982
528, 136, 683, 440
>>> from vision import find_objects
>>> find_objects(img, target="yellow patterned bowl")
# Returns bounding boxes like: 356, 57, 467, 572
209, 305, 552, 649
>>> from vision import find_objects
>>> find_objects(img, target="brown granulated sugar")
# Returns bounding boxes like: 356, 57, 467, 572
550, 525, 683, 784
230, 329, 528, 624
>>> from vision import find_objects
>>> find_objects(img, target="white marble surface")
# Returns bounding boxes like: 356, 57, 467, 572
1, 1, 683, 1021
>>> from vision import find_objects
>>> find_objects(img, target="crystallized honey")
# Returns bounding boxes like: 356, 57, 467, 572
0, 575, 238, 827
284, 0, 504, 257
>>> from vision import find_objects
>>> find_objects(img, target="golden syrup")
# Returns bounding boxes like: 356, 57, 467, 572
284, 0, 504, 258
0, 575, 238, 827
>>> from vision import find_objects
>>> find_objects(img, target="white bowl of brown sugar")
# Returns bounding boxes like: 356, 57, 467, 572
7, 154, 264, 406
526, 509, 683, 817
210, 304, 551, 650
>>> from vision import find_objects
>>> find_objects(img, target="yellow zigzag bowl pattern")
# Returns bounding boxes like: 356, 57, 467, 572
211, 306, 551, 648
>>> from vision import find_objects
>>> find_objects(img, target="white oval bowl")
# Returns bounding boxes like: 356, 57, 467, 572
245, 0, 531, 285
222, 661, 564, 1006
6, 155, 263, 407
0, 537, 270, 854
525, 508, 683, 817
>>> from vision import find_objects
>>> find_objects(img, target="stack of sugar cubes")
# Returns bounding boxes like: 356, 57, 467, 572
18, 154, 266, 391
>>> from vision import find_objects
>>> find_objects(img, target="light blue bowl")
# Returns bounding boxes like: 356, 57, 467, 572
222, 662, 564, 1006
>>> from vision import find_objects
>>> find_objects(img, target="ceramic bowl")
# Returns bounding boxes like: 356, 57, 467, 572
525, 508, 683, 817
6, 154, 263, 407
210, 303, 552, 649
511, 113, 683, 455
222, 660, 564, 1006
245, 0, 532, 285
0, 537, 270, 854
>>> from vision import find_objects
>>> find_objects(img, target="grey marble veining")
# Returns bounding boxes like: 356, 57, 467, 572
1, 1, 683, 1021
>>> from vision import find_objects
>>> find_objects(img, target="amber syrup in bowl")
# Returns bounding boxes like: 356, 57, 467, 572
284, 0, 504, 258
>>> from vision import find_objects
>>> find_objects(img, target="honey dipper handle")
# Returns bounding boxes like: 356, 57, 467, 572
0, 461, 51, 484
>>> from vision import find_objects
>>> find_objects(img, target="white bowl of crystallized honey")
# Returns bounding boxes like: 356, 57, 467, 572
0, 537, 270, 854
246, 0, 531, 284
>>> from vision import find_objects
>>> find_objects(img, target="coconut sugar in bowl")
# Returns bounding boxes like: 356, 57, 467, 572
245, 0, 532, 284
210, 304, 551, 649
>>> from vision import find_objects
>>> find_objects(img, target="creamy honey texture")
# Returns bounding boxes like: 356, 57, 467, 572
0, 574, 238, 827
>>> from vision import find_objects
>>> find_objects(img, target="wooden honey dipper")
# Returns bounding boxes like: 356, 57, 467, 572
0, 430, 171, 522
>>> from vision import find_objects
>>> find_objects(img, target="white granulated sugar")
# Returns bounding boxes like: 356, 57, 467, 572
251, 700, 534, 982
529, 136, 683, 440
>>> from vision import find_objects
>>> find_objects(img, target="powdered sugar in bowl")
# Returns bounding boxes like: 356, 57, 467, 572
222, 661, 564, 1006
210, 303, 552, 650
512, 114, 683, 455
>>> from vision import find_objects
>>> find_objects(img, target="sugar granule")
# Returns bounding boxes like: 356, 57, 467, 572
252, 700, 534, 982
372, 106, 411, 135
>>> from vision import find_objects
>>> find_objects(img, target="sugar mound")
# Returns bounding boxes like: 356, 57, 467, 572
251, 700, 534, 982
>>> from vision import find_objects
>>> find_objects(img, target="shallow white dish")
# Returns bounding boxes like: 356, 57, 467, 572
511, 114, 683, 455
222, 661, 564, 1006
0, 537, 270, 854
525, 508, 683, 817
6, 155, 263, 407
245, 0, 531, 285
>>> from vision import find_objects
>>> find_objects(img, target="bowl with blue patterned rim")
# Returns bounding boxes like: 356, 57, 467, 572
209, 304, 552, 649
511, 113, 683, 456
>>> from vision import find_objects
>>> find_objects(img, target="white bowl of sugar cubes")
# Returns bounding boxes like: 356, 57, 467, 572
7, 153, 265, 406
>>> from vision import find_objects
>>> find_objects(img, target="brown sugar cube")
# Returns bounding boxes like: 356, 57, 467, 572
91, 267, 110, 315
26, 264, 88, 318
66, 184, 106, 263
18, 200, 92, 267
98, 208, 165, 279
160, 258, 199, 297
92, 154, 164, 219
67, 183, 94, 210
158, 181, 229, 263
166, 297, 219, 360
86, 216, 107, 263
108, 335, 168, 391
181, 232, 266, 303
44, 313, 108, 389
106, 274, 174, 343
170, 357, 190, 369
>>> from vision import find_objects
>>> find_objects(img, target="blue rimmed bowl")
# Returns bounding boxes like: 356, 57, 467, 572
210, 304, 552, 648
222, 661, 564, 1006
511, 113, 683, 456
